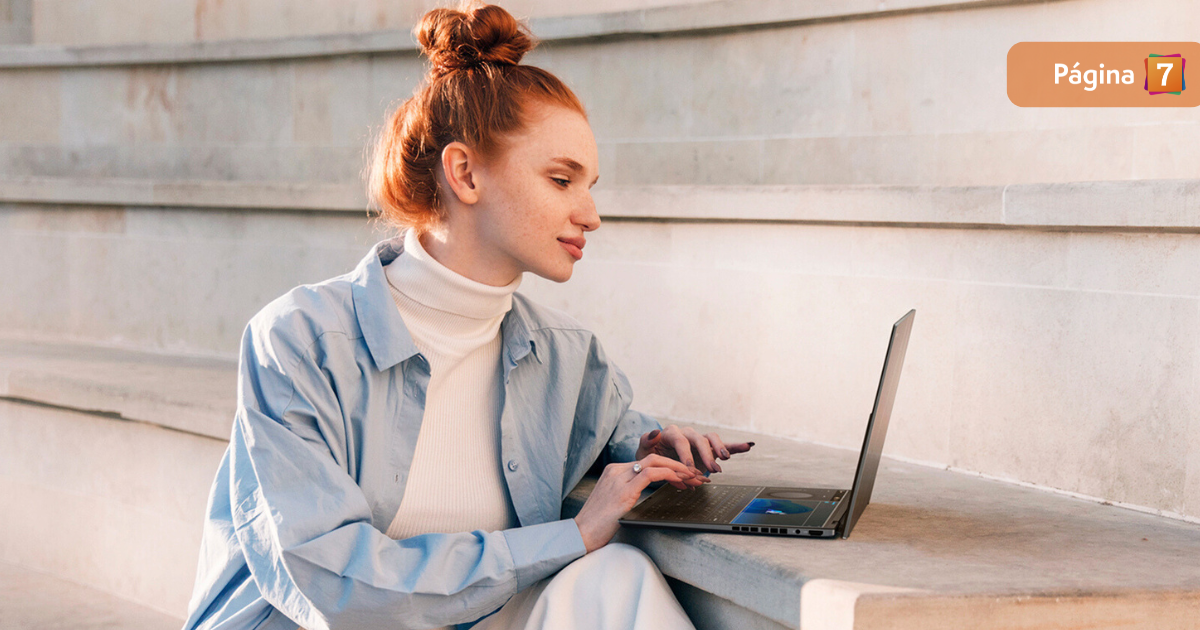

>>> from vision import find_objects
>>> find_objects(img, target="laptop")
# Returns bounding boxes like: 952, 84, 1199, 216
619, 309, 915, 539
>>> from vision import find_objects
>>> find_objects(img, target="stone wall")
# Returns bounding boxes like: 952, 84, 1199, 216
0, 0, 31, 43
3, 180, 1198, 525
28, 0, 716, 46
1, 0, 1198, 535
2, 0, 1196, 189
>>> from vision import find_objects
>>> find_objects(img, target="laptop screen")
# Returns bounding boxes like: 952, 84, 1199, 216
840, 309, 915, 539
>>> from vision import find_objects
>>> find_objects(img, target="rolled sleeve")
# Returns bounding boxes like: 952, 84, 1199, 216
501, 518, 588, 592
228, 316, 585, 630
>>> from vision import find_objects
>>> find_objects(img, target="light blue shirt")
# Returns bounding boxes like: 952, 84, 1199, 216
182, 236, 662, 630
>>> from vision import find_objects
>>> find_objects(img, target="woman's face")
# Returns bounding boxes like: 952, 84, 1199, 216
435, 101, 601, 285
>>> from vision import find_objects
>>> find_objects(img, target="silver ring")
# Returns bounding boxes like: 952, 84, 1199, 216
632, 462, 643, 474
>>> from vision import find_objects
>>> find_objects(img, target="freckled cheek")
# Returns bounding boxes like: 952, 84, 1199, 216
523, 209, 556, 244
513, 225, 545, 261
509, 201, 559, 260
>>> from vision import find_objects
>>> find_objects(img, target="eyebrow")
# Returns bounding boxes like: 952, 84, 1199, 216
550, 157, 599, 185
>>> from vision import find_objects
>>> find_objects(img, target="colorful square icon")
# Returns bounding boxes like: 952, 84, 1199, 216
1145, 54, 1185, 95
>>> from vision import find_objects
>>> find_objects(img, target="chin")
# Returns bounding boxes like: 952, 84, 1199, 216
546, 266, 574, 283
531, 261, 574, 283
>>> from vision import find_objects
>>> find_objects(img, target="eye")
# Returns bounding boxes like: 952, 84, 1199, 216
551, 177, 570, 188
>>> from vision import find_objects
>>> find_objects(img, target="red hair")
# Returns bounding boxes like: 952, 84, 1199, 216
368, 1, 587, 231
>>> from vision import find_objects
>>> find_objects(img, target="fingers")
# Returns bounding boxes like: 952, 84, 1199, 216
664, 426, 696, 469
725, 441, 755, 454
636, 453, 693, 478
706, 432, 731, 461
635, 428, 665, 461
631, 454, 709, 490
682, 427, 720, 474
636, 454, 707, 488
644, 424, 755, 481
633, 466, 702, 493
638, 428, 662, 452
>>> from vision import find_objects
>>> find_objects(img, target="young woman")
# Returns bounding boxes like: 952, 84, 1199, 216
182, 3, 752, 629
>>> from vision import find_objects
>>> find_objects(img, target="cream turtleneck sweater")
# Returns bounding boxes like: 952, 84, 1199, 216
384, 228, 522, 541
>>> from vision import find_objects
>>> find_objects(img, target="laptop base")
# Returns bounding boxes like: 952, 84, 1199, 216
620, 519, 840, 538
618, 483, 849, 539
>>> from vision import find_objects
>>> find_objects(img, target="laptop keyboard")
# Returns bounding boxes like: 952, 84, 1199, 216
629, 485, 764, 523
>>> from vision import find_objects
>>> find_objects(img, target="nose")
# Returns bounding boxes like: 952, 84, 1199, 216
576, 194, 601, 232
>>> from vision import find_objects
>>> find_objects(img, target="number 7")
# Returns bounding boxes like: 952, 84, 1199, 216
1158, 62, 1174, 87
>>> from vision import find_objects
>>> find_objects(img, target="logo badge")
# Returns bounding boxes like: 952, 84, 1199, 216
1144, 54, 1185, 95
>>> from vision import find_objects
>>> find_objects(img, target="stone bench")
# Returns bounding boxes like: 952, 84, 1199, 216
565, 439, 1200, 629
0, 338, 236, 619
0, 561, 179, 629
3, 337, 1199, 628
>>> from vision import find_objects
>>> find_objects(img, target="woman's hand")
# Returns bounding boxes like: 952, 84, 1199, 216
573, 454, 709, 553
634, 425, 754, 475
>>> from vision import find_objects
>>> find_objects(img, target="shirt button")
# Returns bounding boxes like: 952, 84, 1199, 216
507, 460, 519, 472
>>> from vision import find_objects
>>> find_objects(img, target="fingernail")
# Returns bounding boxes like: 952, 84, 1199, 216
721, 449, 730, 459
747, 442, 755, 447
648, 429, 660, 440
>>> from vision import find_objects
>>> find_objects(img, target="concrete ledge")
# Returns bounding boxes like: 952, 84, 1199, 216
3, 176, 1199, 231
0, 177, 370, 214
599, 180, 1200, 231
804, 585, 1200, 630
564, 424, 1200, 629
1004, 179, 1200, 229
0, 338, 235, 440
0, 0, 1043, 68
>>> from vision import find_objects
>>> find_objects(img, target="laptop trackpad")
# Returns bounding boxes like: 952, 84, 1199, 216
731, 487, 842, 527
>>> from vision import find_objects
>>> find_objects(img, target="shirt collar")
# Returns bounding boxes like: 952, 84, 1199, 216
351, 236, 540, 373
502, 296, 541, 370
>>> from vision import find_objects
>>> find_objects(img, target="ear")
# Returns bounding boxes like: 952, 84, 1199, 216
440, 141, 481, 205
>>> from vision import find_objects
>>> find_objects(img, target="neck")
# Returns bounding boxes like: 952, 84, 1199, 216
386, 227, 521, 322
419, 223, 521, 287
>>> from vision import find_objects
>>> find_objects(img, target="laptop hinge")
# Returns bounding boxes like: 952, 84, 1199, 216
829, 494, 851, 537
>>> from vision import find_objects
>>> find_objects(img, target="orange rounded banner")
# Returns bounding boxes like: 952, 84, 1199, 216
1008, 42, 1198, 107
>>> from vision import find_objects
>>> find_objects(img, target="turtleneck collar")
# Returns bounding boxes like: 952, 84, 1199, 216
384, 227, 522, 321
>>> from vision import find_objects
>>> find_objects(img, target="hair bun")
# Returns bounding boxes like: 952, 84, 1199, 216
415, 3, 535, 78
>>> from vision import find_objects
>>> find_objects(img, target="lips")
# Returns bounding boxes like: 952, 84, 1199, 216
558, 236, 585, 260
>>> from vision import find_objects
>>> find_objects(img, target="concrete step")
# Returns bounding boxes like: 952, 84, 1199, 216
565, 426, 1200, 629
3, 338, 1200, 628
0, 337, 236, 440
0, 338, 232, 618
0, 561, 180, 629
